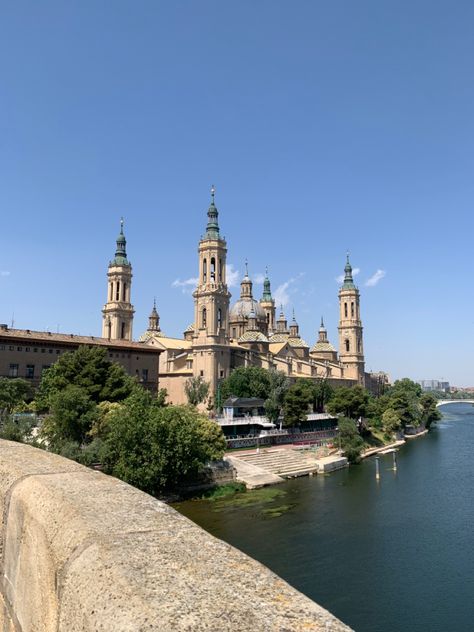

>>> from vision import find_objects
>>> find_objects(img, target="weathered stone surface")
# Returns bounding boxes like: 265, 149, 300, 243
0, 440, 353, 631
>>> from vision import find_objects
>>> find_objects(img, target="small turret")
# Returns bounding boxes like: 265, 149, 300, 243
289, 309, 299, 338
342, 252, 356, 290
204, 185, 220, 240
148, 299, 160, 332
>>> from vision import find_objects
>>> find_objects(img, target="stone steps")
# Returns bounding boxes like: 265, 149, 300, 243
235, 450, 318, 478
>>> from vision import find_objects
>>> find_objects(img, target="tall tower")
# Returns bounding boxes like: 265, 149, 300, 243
102, 219, 134, 341
338, 254, 365, 384
260, 268, 276, 335
192, 187, 231, 396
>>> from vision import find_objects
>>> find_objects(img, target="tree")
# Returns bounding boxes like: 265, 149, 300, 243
35, 346, 135, 411
0, 378, 32, 420
185, 376, 210, 407
327, 385, 369, 420
311, 379, 334, 413
420, 393, 442, 429
337, 416, 364, 463
382, 408, 402, 437
282, 382, 311, 427
102, 390, 227, 495
41, 385, 99, 450
264, 370, 289, 423
220, 366, 271, 401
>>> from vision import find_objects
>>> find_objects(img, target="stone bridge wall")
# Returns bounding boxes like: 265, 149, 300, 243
0, 440, 351, 631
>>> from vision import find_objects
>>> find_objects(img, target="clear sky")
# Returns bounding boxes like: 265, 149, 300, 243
1, 1, 473, 386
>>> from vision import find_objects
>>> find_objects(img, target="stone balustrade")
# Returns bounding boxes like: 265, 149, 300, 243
0, 439, 352, 631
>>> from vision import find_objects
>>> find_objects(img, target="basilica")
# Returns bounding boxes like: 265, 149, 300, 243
101, 189, 383, 405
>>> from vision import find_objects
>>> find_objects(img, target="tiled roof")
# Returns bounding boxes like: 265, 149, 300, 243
184, 323, 195, 332
0, 327, 160, 353
238, 331, 269, 343
311, 341, 336, 353
268, 332, 289, 343
287, 337, 309, 349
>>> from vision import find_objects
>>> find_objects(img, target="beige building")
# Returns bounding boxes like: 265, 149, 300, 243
0, 326, 160, 391
136, 190, 380, 405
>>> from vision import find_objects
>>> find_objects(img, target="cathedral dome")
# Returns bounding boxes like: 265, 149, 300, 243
229, 297, 266, 322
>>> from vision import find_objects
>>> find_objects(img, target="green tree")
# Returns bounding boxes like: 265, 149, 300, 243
382, 408, 402, 436
282, 382, 311, 427
327, 385, 369, 420
102, 390, 226, 495
420, 393, 442, 429
311, 379, 334, 413
35, 346, 135, 411
0, 378, 32, 419
41, 385, 99, 450
337, 416, 364, 463
220, 366, 271, 401
264, 370, 289, 423
185, 376, 210, 407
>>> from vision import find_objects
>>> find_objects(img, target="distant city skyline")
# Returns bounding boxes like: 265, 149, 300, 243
1, 1, 473, 385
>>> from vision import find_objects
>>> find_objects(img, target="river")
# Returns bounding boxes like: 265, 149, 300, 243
174, 403, 474, 631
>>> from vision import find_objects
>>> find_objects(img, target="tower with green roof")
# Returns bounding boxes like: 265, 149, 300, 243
102, 219, 135, 341
338, 253, 365, 384
259, 267, 276, 335
192, 187, 231, 398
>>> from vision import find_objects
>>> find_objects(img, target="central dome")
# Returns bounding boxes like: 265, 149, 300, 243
229, 297, 266, 321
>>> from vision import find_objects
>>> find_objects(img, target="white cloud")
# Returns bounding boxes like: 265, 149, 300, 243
172, 277, 198, 293
335, 267, 360, 284
226, 264, 240, 288
365, 269, 386, 287
274, 278, 297, 307
253, 272, 265, 284
0, 271, 10, 277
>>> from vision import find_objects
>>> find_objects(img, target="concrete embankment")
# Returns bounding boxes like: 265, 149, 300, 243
0, 440, 352, 631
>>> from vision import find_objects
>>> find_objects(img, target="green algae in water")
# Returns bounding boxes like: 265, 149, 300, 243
261, 504, 296, 518
212, 487, 287, 513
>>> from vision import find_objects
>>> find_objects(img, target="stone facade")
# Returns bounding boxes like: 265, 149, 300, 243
139, 190, 376, 405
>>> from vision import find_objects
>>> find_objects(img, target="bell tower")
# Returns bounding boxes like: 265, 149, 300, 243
338, 253, 365, 384
192, 187, 231, 396
102, 219, 134, 341
260, 268, 275, 335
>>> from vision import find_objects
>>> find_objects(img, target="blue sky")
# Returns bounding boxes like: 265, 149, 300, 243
1, 1, 473, 385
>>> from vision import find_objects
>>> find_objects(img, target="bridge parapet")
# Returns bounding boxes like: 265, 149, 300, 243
0, 440, 351, 631
436, 399, 474, 407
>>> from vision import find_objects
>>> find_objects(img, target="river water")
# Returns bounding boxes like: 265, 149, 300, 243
174, 404, 474, 631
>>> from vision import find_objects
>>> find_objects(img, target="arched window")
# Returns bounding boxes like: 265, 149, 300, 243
219, 259, 223, 281
202, 308, 207, 328
266, 313, 270, 324
116, 282, 120, 301
232, 327, 236, 339
357, 339, 361, 353
351, 302, 354, 317
121, 322, 126, 339
203, 259, 207, 283
345, 339, 350, 352
217, 308, 222, 329
107, 321, 111, 339
109, 283, 113, 301
210, 257, 216, 281
344, 303, 348, 318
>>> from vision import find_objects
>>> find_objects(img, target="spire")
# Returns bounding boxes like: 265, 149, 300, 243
204, 185, 220, 239
112, 217, 129, 266
318, 316, 328, 341
276, 305, 288, 333
289, 309, 299, 337
247, 307, 257, 331
148, 299, 160, 331
342, 251, 356, 290
240, 261, 253, 298
262, 266, 272, 301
